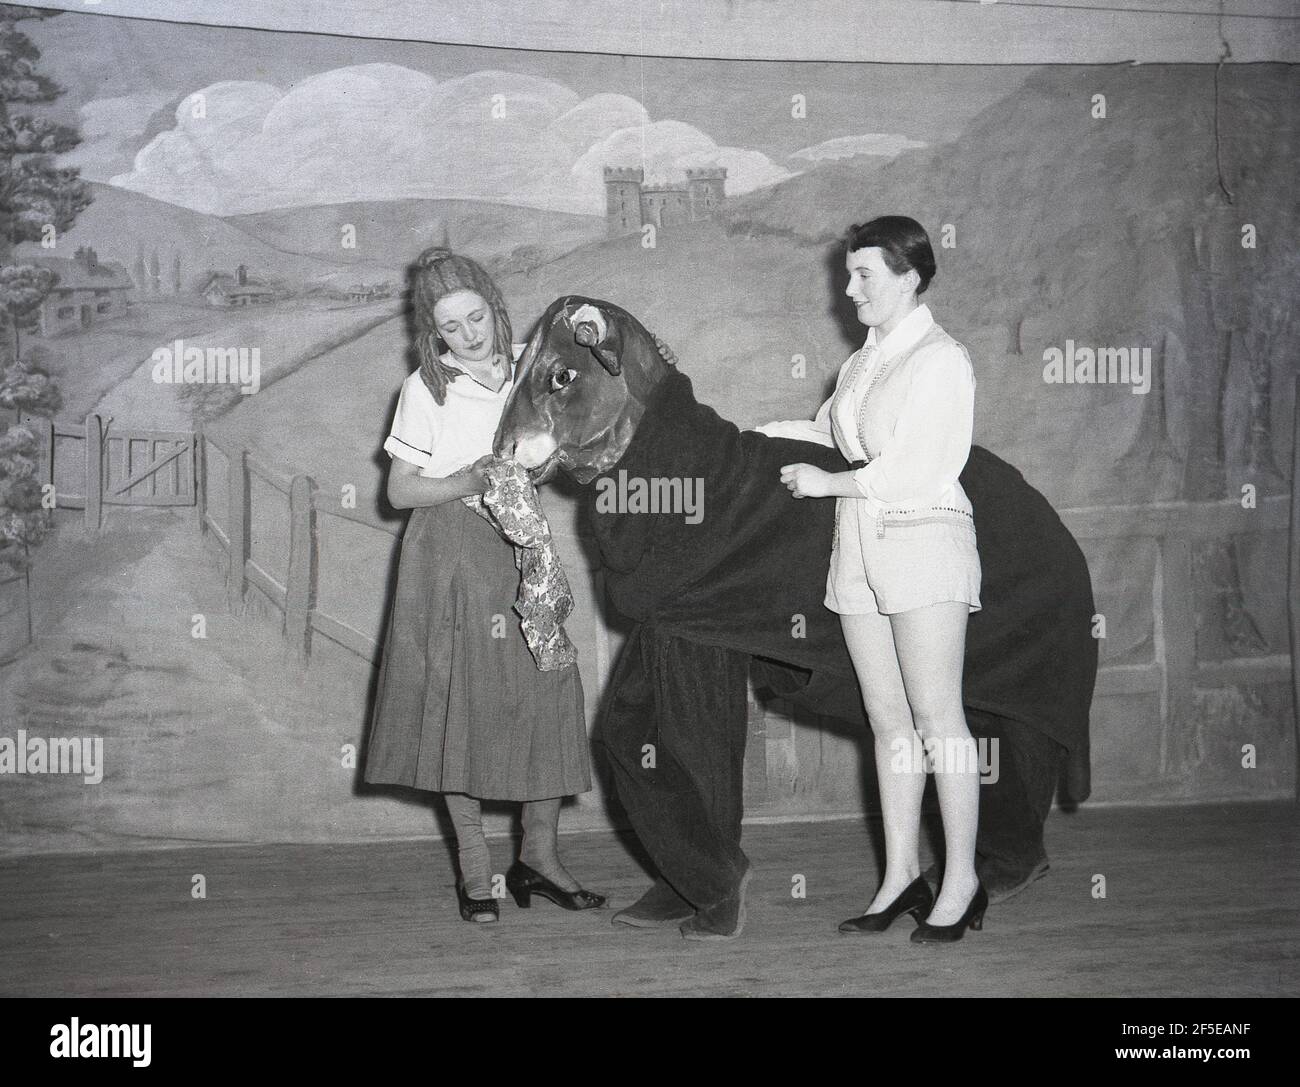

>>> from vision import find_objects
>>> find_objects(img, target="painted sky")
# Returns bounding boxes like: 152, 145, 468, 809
32, 12, 1027, 215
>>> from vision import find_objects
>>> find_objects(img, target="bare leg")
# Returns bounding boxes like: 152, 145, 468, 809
891, 601, 980, 926
841, 611, 925, 913
520, 797, 581, 891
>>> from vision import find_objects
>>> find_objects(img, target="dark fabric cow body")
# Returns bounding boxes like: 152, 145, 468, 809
497, 296, 1098, 922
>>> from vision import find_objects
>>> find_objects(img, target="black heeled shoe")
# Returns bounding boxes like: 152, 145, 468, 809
506, 861, 607, 911
838, 876, 934, 934
456, 881, 499, 923
910, 881, 988, 943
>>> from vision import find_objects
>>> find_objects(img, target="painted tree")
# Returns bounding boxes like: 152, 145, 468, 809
1240, 231, 1298, 484
1180, 89, 1299, 658
0, 343, 59, 570
0, 260, 53, 358
0, 4, 90, 576
171, 250, 181, 294
1119, 329, 1181, 472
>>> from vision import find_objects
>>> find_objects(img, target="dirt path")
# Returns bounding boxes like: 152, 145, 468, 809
0, 508, 427, 855
90, 300, 397, 430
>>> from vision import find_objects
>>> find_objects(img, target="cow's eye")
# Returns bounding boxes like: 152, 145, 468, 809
549, 368, 578, 392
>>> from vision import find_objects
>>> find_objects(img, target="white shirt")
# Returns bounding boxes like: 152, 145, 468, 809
383, 343, 526, 478
757, 304, 975, 515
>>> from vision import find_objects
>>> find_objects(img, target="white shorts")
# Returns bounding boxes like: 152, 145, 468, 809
825, 497, 982, 616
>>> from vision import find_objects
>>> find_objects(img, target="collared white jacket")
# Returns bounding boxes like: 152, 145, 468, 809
757, 304, 976, 528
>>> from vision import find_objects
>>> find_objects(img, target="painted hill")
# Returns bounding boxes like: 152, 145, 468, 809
19, 184, 607, 294
18, 181, 388, 291
721, 62, 1300, 505
224, 198, 606, 276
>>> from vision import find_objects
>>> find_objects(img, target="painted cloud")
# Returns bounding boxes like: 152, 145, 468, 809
104, 63, 915, 216
788, 133, 928, 162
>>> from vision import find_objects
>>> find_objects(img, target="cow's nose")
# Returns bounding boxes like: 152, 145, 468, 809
512, 430, 559, 470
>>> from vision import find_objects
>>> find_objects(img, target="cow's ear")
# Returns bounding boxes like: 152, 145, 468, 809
592, 343, 621, 375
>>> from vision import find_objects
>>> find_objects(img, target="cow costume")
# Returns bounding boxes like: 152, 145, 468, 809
495, 296, 1097, 936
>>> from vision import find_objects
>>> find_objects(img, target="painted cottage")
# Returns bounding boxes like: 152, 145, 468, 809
30, 246, 134, 335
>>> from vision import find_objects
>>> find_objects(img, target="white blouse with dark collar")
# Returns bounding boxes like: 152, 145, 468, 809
383, 342, 527, 479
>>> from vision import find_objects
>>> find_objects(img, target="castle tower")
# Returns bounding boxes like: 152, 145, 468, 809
686, 166, 727, 222
604, 166, 645, 238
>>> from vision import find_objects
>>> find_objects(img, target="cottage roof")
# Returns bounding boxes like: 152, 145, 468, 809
202, 274, 273, 297
29, 256, 133, 292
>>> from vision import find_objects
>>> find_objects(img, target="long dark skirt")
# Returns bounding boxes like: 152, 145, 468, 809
364, 498, 591, 800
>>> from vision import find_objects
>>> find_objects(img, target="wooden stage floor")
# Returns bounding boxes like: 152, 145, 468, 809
1, 801, 1295, 997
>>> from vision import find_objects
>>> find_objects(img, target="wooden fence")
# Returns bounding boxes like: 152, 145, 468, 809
191, 375, 1299, 805
5, 387, 1296, 805
3, 390, 1296, 797
199, 422, 407, 664
196, 423, 618, 692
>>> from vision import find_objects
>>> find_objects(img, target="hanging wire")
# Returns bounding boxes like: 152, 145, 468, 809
1213, 0, 1236, 204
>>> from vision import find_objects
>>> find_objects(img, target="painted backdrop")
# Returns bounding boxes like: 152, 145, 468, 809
0, 7, 1295, 853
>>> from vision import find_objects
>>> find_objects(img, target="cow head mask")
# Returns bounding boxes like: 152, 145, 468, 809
494, 295, 674, 485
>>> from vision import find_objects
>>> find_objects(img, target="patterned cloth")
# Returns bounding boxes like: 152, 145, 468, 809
461, 457, 577, 671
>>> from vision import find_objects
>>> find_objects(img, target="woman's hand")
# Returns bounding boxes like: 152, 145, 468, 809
780, 463, 835, 499
465, 453, 495, 493
387, 454, 496, 509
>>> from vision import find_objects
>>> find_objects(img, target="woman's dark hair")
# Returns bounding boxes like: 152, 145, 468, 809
845, 215, 936, 296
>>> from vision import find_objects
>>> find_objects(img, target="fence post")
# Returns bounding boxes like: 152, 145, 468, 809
35, 415, 54, 496
1157, 531, 1197, 774
83, 413, 103, 533
285, 473, 318, 664
194, 418, 207, 535
0, 566, 32, 663
227, 448, 248, 612
1289, 372, 1300, 798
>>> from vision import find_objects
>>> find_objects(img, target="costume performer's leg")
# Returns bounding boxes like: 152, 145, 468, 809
599, 626, 750, 909
966, 710, 1064, 901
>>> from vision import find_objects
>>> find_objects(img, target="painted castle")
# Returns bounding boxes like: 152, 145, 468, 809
603, 165, 727, 238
